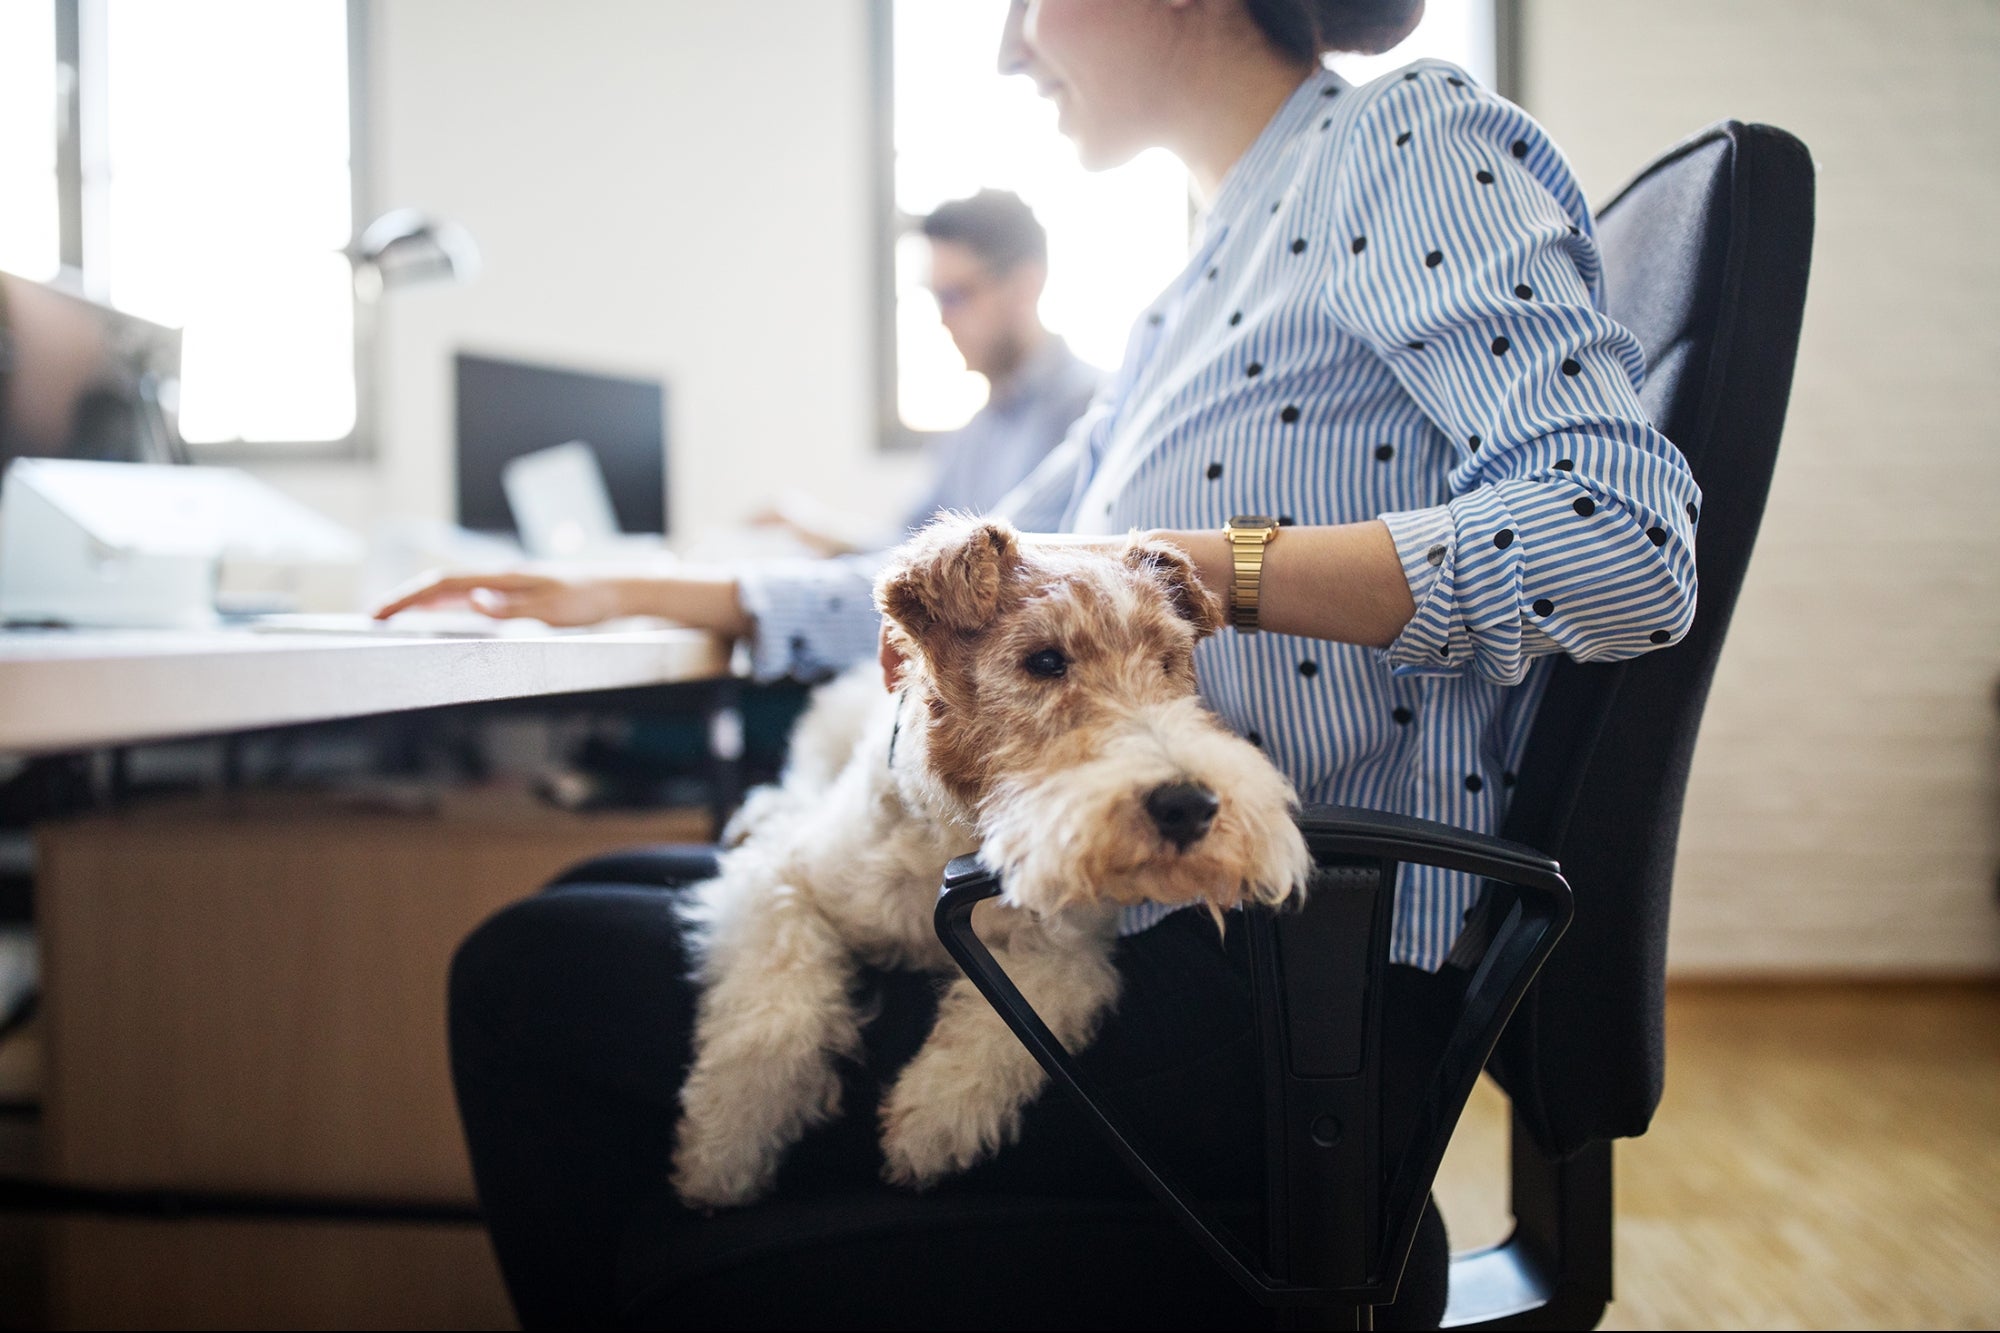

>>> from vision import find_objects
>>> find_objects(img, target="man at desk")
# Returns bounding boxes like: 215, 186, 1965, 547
761, 189, 1101, 556
381, 191, 1103, 680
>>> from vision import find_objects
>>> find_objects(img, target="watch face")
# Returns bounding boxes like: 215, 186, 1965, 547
1230, 515, 1280, 530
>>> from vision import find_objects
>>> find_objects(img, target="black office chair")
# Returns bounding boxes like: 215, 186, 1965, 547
612, 120, 1815, 1330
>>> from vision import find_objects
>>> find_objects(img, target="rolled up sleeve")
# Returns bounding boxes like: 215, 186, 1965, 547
735, 555, 888, 683
1325, 68, 1701, 685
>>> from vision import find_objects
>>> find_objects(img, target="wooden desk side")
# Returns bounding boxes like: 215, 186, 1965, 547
34, 790, 711, 1203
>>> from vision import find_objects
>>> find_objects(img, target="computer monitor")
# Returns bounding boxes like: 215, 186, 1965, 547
0, 271, 185, 469
454, 351, 667, 539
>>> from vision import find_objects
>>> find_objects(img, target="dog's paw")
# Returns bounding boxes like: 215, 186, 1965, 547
877, 1074, 1020, 1190
669, 1115, 781, 1210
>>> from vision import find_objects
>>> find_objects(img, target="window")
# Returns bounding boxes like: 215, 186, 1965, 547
0, 1, 61, 282
878, 0, 1510, 445
0, 0, 363, 450
882, 0, 1189, 440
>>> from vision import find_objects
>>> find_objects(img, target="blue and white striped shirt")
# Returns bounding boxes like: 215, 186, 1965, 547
738, 60, 1700, 968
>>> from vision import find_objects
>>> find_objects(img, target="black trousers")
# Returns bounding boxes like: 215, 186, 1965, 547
448, 846, 1452, 1329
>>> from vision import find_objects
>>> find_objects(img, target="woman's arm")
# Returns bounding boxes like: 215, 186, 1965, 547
1139, 521, 1416, 649
373, 555, 892, 684
611, 569, 752, 636
1314, 69, 1700, 683
372, 566, 752, 637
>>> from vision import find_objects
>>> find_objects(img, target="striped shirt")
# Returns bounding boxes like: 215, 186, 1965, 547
738, 59, 1700, 967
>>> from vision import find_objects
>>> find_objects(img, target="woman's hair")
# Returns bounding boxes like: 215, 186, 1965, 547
1244, 0, 1426, 60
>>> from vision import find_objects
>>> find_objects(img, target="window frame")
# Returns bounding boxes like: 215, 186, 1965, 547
869, 0, 1524, 456
44, 0, 375, 462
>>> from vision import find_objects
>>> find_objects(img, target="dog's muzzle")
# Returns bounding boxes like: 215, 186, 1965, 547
1145, 781, 1220, 851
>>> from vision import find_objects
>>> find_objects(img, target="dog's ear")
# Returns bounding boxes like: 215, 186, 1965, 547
876, 515, 1023, 644
1125, 538, 1224, 639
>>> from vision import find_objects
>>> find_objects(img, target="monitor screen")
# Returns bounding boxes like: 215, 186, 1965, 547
454, 352, 667, 538
0, 271, 184, 469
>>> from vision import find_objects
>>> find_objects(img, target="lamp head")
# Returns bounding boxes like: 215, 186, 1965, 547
346, 209, 480, 302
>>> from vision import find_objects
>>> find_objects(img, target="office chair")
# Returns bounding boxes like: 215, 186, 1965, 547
610, 120, 1815, 1330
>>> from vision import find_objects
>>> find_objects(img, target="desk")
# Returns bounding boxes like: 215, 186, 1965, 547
0, 623, 733, 753
0, 622, 736, 1327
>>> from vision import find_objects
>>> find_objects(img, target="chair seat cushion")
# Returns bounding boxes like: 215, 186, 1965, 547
613, 1189, 1272, 1331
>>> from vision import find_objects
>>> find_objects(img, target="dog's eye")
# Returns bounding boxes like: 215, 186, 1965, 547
1023, 648, 1069, 679
1161, 653, 1176, 675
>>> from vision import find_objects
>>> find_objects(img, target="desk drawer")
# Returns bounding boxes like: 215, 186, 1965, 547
36, 790, 709, 1203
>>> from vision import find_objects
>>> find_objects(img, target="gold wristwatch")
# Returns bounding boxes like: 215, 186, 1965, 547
1223, 515, 1282, 633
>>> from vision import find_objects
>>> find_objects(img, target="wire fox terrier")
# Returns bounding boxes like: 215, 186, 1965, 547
670, 516, 1312, 1209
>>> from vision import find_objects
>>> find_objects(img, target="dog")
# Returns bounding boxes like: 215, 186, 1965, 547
670, 516, 1312, 1209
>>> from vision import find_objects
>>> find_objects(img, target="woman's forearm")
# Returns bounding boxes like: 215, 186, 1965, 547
610, 569, 753, 638
1147, 521, 1417, 649
598, 522, 1414, 648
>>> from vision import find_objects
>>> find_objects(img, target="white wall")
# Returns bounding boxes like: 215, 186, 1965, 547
1519, 0, 2000, 973
260, 0, 925, 546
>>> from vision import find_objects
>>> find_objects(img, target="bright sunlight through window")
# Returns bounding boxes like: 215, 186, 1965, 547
890, 0, 1496, 437
102, 0, 356, 445
0, 0, 60, 282
892, 0, 1190, 435
0, 0, 357, 446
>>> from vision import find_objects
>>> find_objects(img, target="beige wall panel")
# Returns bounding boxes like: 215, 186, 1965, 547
1519, 0, 2000, 972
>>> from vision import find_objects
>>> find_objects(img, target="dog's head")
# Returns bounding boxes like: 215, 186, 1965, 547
875, 514, 1310, 917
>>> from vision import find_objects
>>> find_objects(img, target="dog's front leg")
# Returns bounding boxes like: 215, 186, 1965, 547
672, 888, 862, 1209
879, 929, 1120, 1189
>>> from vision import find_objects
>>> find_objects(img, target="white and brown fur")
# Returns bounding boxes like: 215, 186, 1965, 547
671, 516, 1312, 1209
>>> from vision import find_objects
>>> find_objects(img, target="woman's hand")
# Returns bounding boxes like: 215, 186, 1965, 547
372, 566, 754, 637
372, 570, 627, 627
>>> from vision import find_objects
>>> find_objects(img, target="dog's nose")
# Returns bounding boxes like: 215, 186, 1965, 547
1145, 782, 1219, 850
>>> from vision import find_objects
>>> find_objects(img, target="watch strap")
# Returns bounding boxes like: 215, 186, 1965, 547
1225, 517, 1280, 633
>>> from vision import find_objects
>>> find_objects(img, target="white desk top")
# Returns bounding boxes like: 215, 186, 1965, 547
0, 622, 733, 754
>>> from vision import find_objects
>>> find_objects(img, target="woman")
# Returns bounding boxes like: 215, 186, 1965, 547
402, 1, 1699, 1326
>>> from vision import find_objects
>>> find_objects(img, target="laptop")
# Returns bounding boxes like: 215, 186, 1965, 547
502, 440, 623, 559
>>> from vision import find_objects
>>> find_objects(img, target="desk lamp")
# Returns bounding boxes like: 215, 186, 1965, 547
344, 209, 481, 302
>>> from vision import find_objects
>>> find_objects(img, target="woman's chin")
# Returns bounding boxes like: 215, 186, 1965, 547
1061, 121, 1146, 174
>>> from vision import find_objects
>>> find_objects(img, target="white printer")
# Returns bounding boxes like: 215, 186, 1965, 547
0, 458, 363, 629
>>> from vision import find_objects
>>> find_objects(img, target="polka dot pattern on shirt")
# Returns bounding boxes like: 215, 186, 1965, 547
950, 59, 1703, 973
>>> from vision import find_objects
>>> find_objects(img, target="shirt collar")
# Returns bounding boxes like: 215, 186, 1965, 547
1195, 67, 1351, 246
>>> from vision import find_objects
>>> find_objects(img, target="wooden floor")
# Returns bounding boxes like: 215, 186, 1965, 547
1434, 983, 2000, 1330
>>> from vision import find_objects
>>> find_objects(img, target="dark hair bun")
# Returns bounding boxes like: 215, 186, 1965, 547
1245, 0, 1427, 60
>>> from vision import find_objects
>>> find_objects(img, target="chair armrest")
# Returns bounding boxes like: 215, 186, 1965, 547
936, 855, 1297, 1303
934, 804, 1572, 1310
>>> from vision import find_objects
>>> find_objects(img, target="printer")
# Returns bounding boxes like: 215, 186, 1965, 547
0, 458, 363, 628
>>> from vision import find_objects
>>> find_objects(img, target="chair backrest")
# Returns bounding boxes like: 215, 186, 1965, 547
1489, 122, 1816, 1155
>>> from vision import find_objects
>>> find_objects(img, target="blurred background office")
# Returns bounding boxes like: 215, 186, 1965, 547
0, 1, 1995, 1328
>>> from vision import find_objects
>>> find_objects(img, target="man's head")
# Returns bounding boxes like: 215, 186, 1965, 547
919, 190, 1050, 385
